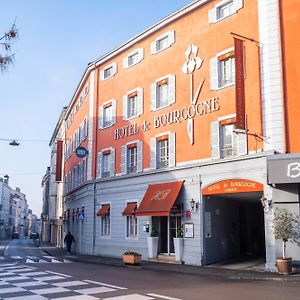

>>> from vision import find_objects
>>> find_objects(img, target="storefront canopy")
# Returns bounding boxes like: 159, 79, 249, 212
136, 181, 184, 217
96, 204, 110, 217
122, 202, 137, 216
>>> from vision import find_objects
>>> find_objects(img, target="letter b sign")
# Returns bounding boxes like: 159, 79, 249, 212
287, 163, 300, 178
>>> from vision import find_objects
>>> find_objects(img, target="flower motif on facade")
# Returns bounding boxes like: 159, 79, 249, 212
182, 43, 203, 74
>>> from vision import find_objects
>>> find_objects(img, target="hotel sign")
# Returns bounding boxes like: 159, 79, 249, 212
202, 179, 263, 195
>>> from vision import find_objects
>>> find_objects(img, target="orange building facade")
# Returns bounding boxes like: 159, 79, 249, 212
50, 0, 300, 270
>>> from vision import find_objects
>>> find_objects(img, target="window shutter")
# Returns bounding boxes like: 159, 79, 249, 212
137, 141, 143, 172
138, 48, 144, 62
137, 88, 144, 116
110, 148, 115, 176
121, 145, 127, 175
151, 83, 157, 111
237, 131, 247, 156
168, 31, 175, 47
97, 152, 102, 178
168, 74, 176, 105
123, 57, 128, 69
112, 62, 117, 76
211, 121, 220, 159
234, 0, 244, 11
111, 99, 117, 125
100, 70, 105, 81
150, 137, 157, 169
85, 119, 88, 138
210, 57, 218, 90
150, 41, 157, 55
123, 95, 128, 120
99, 105, 104, 129
208, 8, 216, 24
168, 132, 176, 167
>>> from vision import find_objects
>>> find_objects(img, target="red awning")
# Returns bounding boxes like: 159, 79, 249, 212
136, 181, 184, 217
96, 204, 110, 217
122, 202, 137, 216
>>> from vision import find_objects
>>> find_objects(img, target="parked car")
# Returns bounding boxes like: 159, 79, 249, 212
12, 232, 19, 239
30, 232, 39, 239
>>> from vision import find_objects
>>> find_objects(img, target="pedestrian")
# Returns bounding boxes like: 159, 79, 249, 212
64, 231, 75, 254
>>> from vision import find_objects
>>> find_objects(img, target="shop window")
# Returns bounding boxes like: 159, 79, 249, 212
151, 75, 175, 111
124, 48, 143, 69
100, 62, 117, 81
99, 100, 117, 129
209, 0, 243, 24
151, 31, 175, 54
123, 88, 143, 120
210, 49, 235, 90
121, 141, 143, 175
210, 117, 247, 159
150, 133, 176, 169
98, 148, 115, 178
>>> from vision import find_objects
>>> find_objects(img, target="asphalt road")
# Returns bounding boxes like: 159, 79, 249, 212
1, 238, 300, 300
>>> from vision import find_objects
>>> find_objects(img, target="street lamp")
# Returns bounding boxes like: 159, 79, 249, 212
0, 138, 20, 146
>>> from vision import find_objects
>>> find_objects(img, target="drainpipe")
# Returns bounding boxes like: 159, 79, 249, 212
92, 181, 96, 255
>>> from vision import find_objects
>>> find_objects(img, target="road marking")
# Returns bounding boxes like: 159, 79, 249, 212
47, 271, 72, 277
2, 295, 48, 300
34, 275, 66, 281
29, 287, 69, 295
0, 287, 26, 294
84, 279, 127, 290
14, 281, 48, 287
0, 263, 15, 267
103, 295, 154, 300
147, 294, 182, 300
11, 268, 36, 273
54, 296, 99, 300
52, 280, 89, 287
20, 271, 48, 276
0, 276, 29, 281
0, 272, 14, 277
25, 258, 36, 263
11, 256, 22, 259
75, 286, 115, 295
0, 281, 10, 286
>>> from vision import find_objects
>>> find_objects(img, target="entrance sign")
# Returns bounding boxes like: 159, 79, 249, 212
75, 147, 88, 158
202, 179, 263, 195
184, 223, 194, 238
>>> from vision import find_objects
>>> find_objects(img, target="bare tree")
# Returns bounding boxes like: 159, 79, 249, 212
0, 21, 18, 72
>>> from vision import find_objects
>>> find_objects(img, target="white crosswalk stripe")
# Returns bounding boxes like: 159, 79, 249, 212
0, 263, 183, 300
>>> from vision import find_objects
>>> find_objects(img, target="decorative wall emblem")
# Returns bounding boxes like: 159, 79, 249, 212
182, 43, 205, 144
151, 189, 172, 201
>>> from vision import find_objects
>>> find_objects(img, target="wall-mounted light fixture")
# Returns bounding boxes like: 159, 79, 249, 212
190, 198, 199, 213
260, 196, 271, 214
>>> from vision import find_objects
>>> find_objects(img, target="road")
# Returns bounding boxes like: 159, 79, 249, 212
0, 238, 299, 300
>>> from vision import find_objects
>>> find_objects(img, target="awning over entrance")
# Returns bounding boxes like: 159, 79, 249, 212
136, 181, 184, 216
122, 202, 137, 216
202, 179, 263, 196
96, 204, 110, 216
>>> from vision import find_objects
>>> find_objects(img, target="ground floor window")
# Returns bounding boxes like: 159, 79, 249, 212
101, 213, 110, 236
126, 215, 137, 238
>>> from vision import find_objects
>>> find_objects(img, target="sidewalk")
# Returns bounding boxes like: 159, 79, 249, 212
39, 241, 300, 282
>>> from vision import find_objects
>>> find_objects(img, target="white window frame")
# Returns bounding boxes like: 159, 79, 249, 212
127, 145, 138, 174
210, 47, 235, 90
124, 48, 144, 69
124, 201, 138, 240
157, 138, 169, 169
121, 140, 143, 175
208, 0, 244, 24
151, 74, 176, 111
151, 31, 175, 55
100, 62, 117, 81
100, 202, 111, 238
99, 99, 117, 129
97, 147, 115, 178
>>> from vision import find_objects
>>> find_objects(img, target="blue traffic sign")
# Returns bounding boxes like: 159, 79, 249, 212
76, 147, 88, 158
77, 212, 85, 221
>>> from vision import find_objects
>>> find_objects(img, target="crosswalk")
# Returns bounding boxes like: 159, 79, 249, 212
0, 255, 73, 263
0, 262, 182, 300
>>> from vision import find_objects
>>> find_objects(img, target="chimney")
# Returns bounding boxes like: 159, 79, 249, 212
3, 175, 9, 185
16, 187, 20, 193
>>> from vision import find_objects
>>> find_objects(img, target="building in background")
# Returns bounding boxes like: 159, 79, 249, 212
41, 167, 50, 242
48, 0, 300, 271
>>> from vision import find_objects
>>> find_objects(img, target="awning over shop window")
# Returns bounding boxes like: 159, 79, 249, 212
122, 202, 137, 216
96, 204, 110, 217
136, 181, 184, 217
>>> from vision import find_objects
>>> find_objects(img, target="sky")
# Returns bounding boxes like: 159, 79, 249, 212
0, 0, 193, 216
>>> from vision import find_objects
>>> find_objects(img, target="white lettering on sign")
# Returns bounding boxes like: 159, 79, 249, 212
287, 162, 300, 178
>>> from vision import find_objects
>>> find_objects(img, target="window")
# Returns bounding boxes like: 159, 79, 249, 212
157, 138, 169, 169
150, 133, 176, 169
151, 31, 175, 55
210, 117, 247, 159
127, 215, 137, 237
219, 55, 235, 87
100, 62, 117, 81
128, 146, 137, 173
99, 205, 110, 236
210, 49, 235, 90
99, 100, 117, 128
98, 148, 115, 178
151, 75, 175, 111
123, 48, 144, 69
121, 141, 143, 175
123, 88, 143, 120
209, 0, 243, 24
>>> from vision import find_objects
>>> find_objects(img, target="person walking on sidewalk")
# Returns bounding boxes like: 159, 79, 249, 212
64, 231, 75, 254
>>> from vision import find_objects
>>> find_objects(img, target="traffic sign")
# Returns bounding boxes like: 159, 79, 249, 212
77, 212, 84, 221
76, 147, 88, 158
